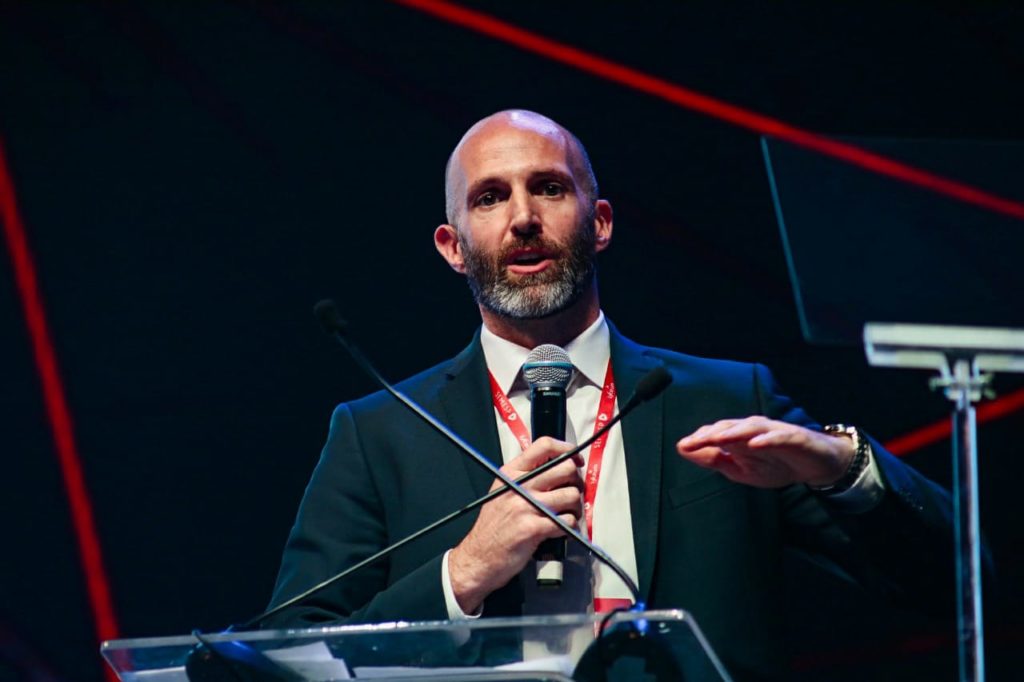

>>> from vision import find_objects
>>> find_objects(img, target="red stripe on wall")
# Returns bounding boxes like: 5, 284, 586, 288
393, 0, 1024, 455
0, 138, 120, 678
394, 0, 1024, 222
885, 387, 1024, 456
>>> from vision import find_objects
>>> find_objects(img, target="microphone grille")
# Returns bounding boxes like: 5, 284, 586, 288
523, 344, 573, 389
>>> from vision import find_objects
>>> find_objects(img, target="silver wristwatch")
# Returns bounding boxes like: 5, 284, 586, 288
812, 424, 869, 495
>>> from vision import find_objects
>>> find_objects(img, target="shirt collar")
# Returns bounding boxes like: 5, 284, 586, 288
479, 311, 610, 394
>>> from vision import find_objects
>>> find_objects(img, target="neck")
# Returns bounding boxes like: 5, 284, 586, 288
480, 289, 600, 349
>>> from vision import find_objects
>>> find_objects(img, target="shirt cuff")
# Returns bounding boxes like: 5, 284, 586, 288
817, 444, 886, 513
442, 549, 483, 620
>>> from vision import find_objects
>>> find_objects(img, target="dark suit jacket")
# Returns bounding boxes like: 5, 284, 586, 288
264, 325, 955, 678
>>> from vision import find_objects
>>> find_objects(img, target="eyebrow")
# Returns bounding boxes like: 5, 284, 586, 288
465, 168, 577, 202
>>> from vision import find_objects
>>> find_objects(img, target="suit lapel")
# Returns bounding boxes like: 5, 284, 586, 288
437, 331, 505, 499
609, 323, 664, 604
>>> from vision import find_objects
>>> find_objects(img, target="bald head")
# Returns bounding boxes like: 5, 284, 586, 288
444, 110, 599, 227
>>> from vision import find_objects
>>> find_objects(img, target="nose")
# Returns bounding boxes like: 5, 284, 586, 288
508, 188, 541, 237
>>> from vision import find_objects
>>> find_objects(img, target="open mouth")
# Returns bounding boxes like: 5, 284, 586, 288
506, 249, 555, 274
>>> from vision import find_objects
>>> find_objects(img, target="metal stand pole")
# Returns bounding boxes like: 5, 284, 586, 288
947, 358, 985, 682
865, 323, 1024, 681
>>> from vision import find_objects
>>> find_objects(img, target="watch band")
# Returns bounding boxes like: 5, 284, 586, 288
812, 424, 870, 495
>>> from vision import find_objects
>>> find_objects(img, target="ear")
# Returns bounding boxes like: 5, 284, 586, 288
592, 199, 613, 253
434, 224, 466, 273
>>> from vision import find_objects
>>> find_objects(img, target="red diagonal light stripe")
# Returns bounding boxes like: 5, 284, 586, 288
0, 138, 120, 677
394, 0, 1024, 223
393, 0, 1024, 455
886, 387, 1024, 456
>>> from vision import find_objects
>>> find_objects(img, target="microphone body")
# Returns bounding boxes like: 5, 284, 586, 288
530, 386, 567, 442
525, 345, 574, 588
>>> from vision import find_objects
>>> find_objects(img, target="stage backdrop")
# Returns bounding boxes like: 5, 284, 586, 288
1, 2, 1021, 680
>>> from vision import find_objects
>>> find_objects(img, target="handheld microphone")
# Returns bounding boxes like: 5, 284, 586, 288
524, 344, 573, 588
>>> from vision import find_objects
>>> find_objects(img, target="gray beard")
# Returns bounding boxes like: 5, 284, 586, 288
460, 227, 597, 320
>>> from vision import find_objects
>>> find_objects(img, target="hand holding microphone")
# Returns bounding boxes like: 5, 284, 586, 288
448, 437, 583, 614
449, 344, 578, 612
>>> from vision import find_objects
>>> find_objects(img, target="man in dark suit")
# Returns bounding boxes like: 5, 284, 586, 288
265, 110, 954, 678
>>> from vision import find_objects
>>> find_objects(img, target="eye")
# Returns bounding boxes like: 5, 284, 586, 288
475, 191, 499, 207
540, 182, 564, 197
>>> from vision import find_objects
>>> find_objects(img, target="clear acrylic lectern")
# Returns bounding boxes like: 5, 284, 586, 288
101, 610, 732, 681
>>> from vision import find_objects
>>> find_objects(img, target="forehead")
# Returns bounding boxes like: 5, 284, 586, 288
455, 120, 572, 183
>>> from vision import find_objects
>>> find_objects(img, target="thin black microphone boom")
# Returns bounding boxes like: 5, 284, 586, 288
245, 301, 671, 629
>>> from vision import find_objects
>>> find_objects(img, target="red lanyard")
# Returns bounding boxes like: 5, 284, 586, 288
488, 359, 616, 539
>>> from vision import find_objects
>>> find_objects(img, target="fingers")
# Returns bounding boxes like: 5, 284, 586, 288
487, 457, 583, 521
747, 428, 805, 448
678, 416, 809, 452
492, 438, 583, 494
531, 511, 582, 541
534, 485, 583, 518
515, 436, 578, 471
677, 417, 758, 451
676, 444, 746, 477
538, 512, 582, 541
677, 445, 729, 468
526, 457, 584, 493
523, 484, 584, 540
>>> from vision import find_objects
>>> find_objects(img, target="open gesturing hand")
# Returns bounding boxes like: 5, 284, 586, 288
676, 416, 854, 489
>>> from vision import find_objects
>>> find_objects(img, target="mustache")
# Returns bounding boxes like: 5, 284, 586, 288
496, 235, 566, 260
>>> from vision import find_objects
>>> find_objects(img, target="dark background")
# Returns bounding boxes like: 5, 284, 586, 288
1, 1, 1021, 680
